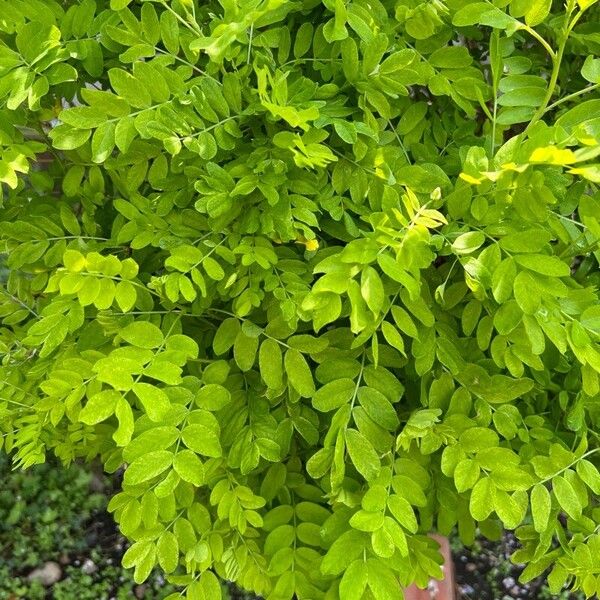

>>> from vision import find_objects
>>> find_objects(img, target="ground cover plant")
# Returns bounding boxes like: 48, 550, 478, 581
1, 0, 600, 598
0, 454, 247, 599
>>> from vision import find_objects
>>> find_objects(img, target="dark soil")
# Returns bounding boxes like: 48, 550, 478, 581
452, 533, 583, 600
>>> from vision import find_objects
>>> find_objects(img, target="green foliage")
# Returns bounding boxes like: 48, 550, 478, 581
1, 0, 600, 598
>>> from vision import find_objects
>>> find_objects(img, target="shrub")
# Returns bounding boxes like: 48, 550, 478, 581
1, 0, 600, 598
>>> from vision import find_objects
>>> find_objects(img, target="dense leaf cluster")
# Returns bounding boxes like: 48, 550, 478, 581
1, 0, 600, 598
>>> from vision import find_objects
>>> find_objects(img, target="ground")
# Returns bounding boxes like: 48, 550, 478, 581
453, 534, 583, 600
0, 456, 584, 599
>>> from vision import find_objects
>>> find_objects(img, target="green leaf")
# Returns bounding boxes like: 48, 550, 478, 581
576, 459, 600, 494
294, 22, 314, 59
582, 56, 600, 84
490, 465, 534, 491
460, 427, 499, 453
454, 458, 480, 493
464, 372, 534, 404
454, 3, 512, 27
350, 510, 384, 532
387, 495, 418, 533
362, 485, 388, 512
113, 397, 135, 446
377, 254, 420, 300
123, 426, 179, 463
195, 384, 231, 410
91, 122, 116, 163
312, 378, 355, 412
513, 271, 540, 315
115, 281, 137, 312
367, 561, 401, 600
156, 531, 179, 574
452, 231, 485, 254
547, 564, 569, 595
334, 121, 357, 144
111, 0, 132, 9
345, 428, 380, 481
124, 450, 173, 485
492, 258, 517, 303
115, 117, 137, 153
380, 322, 406, 356
259, 339, 283, 389
493, 300, 522, 335
120, 322, 164, 349
514, 255, 570, 277
80, 390, 120, 425
81, 89, 130, 117
469, 477, 495, 521
321, 530, 366, 575
132, 383, 171, 422
552, 475, 582, 519
123, 540, 153, 569
531, 484, 551, 533
192, 572, 222, 599
285, 349, 315, 397
525, 0, 552, 26
429, 46, 473, 69
50, 125, 91, 150
499, 230, 553, 253
390, 306, 418, 339
203, 256, 224, 280
108, 68, 152, 109
357, 387, 398, 430
160, 10, 180, 55
494, 489, 524, 528
144, 360, 182, 385
141, 3, 161, 45
60, 107, 108, 129
173, 450, 205, 486
555, 99, 600, 132
62, 251, 85, 273
371, 526, 394, 558
361, 266, 384, 313
233, 330, 258, 372
306, 447, 334, 479
339, 560, 368, 600
181, 424, 222, 458
213, 318, 240, 355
